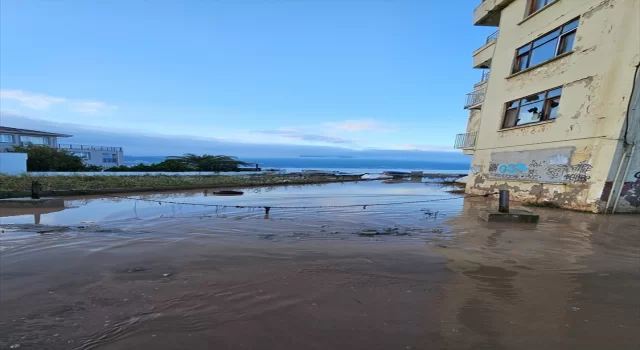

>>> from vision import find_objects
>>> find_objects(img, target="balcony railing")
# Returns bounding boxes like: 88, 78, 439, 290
464, 88, 485, 109
102, 158, 118, 163
58, 144, 123, 152
486, 30, 499, 44
480, 70, 490, 83
454, 132, 477, 149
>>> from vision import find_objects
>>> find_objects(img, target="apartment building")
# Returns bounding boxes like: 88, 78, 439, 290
455, 0, 640, 213
0, 126, 124, 168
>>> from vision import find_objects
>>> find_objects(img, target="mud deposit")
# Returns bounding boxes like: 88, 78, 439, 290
1, 182, 639, 349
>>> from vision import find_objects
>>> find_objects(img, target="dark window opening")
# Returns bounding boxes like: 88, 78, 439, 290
502, 87, 563, 129
512, 18, 580, 74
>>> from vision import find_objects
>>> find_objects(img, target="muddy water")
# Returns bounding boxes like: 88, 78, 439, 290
1, 181, 639, 349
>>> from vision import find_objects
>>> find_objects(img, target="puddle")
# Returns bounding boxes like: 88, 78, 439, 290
1, 181, 639, 349
0, 181, 463, 230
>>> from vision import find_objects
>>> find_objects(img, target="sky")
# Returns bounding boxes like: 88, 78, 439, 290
0, 0, 495, 156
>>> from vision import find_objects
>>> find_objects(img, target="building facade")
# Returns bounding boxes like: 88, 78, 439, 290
0, 126, 124, 169
455, 0, 640, 213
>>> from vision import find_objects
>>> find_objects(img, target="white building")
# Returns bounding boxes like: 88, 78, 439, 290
0, 126, 124, 169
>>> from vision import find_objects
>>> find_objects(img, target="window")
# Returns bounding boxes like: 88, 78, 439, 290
512, 18, 579, 74
102, 153, 117, 163
502, 87, 562, 128
527, 0, 557, 16
19, 135, 48, 145
72, 152, 91, 160
0, 134, 14, 143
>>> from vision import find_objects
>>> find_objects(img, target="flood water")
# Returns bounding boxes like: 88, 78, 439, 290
1, 181, 639, 349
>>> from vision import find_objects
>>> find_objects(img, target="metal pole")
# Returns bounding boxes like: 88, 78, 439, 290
498, 190, 509, 213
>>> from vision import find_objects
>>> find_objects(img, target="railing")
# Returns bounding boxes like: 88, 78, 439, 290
454, 132, 477, 149
480, 70, 490, 83
58, 144, 123, 152
102, 158, 118, 163
465, 88, 486, 108
486, 30, 499, 44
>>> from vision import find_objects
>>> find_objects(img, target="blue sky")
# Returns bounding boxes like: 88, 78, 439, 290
0, 0, 494, 155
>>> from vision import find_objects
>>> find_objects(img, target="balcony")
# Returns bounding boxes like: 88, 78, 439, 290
454, 132, 477, 150
474, 0, 516, 26
472, 30, 498, 69
58, 144, 123, 152
475, 70, 490, 87
464, 88, 485, 109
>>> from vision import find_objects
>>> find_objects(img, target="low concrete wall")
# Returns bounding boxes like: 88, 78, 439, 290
0, 153, 27, 175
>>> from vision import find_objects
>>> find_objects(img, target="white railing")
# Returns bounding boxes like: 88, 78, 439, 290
486, 30, 499, 44
454, 132, 477, 149
57, 144, 123, 152
465, 88, 486, 108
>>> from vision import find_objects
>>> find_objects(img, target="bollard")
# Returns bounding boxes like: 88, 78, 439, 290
31, 180, 41, 199
498, 190, 509, 213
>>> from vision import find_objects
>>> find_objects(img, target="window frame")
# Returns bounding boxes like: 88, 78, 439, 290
527, 0, 557, 17
501, 86, 563, 129
102, 153, 117, 163
72, 152, 91, 160
0, 134, 14, 143
19, 135, 49, 145
511, 17, 580, 74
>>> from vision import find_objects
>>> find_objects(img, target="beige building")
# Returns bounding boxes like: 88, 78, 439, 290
455, 0, 640, 213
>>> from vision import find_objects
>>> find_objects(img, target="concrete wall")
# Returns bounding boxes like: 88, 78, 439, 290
602, 64, 640, 212
90, 150, 124, 169
68, 149, 124, 168
466, 0, 640, 212
0, 152, 27, 174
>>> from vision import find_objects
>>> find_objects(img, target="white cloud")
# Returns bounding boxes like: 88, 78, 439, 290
324, 119, 391, 132
0, 89, 117, 114
255, 129, 353, 144
71, 101, 118, 114
399, 144, 457, 152
0, 89, 66, 110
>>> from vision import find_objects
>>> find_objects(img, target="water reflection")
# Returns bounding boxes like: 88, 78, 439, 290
0, 207, 66, 225
437, 198, 640, 349
0, 181, 464, 228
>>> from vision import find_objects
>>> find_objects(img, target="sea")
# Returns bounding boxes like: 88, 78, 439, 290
124, 156, 471, 175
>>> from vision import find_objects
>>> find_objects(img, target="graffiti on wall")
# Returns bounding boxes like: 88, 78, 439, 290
469, 165, 483, 174
488, 147, 593, 183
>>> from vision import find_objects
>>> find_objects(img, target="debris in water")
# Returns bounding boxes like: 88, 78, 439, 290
571, 306, 580, 311
162, 273, 172, 277
127, 267, 146, 273
358, 229, 378, 237
431, 228, 443, 233
421, 209, 440, 218
437, 244, 448, 248
10, 345, 20, 349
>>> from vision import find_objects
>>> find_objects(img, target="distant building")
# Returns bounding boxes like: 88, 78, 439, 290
455, 0, 640, 213
0, 126, 124, 168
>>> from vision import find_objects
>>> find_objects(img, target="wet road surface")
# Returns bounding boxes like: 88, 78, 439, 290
1, 181, 639, 349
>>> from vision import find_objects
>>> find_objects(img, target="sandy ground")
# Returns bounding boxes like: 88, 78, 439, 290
1, 182, 639, 349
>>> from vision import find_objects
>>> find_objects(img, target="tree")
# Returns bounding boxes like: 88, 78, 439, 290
168, 154, 248, 172
105, 154, 248, 172
13, 144, 86, 171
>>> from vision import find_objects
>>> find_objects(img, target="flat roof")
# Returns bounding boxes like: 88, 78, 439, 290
0, 126, 72, 138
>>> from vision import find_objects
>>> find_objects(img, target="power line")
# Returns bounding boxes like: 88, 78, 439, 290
100, 192, 498, 211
